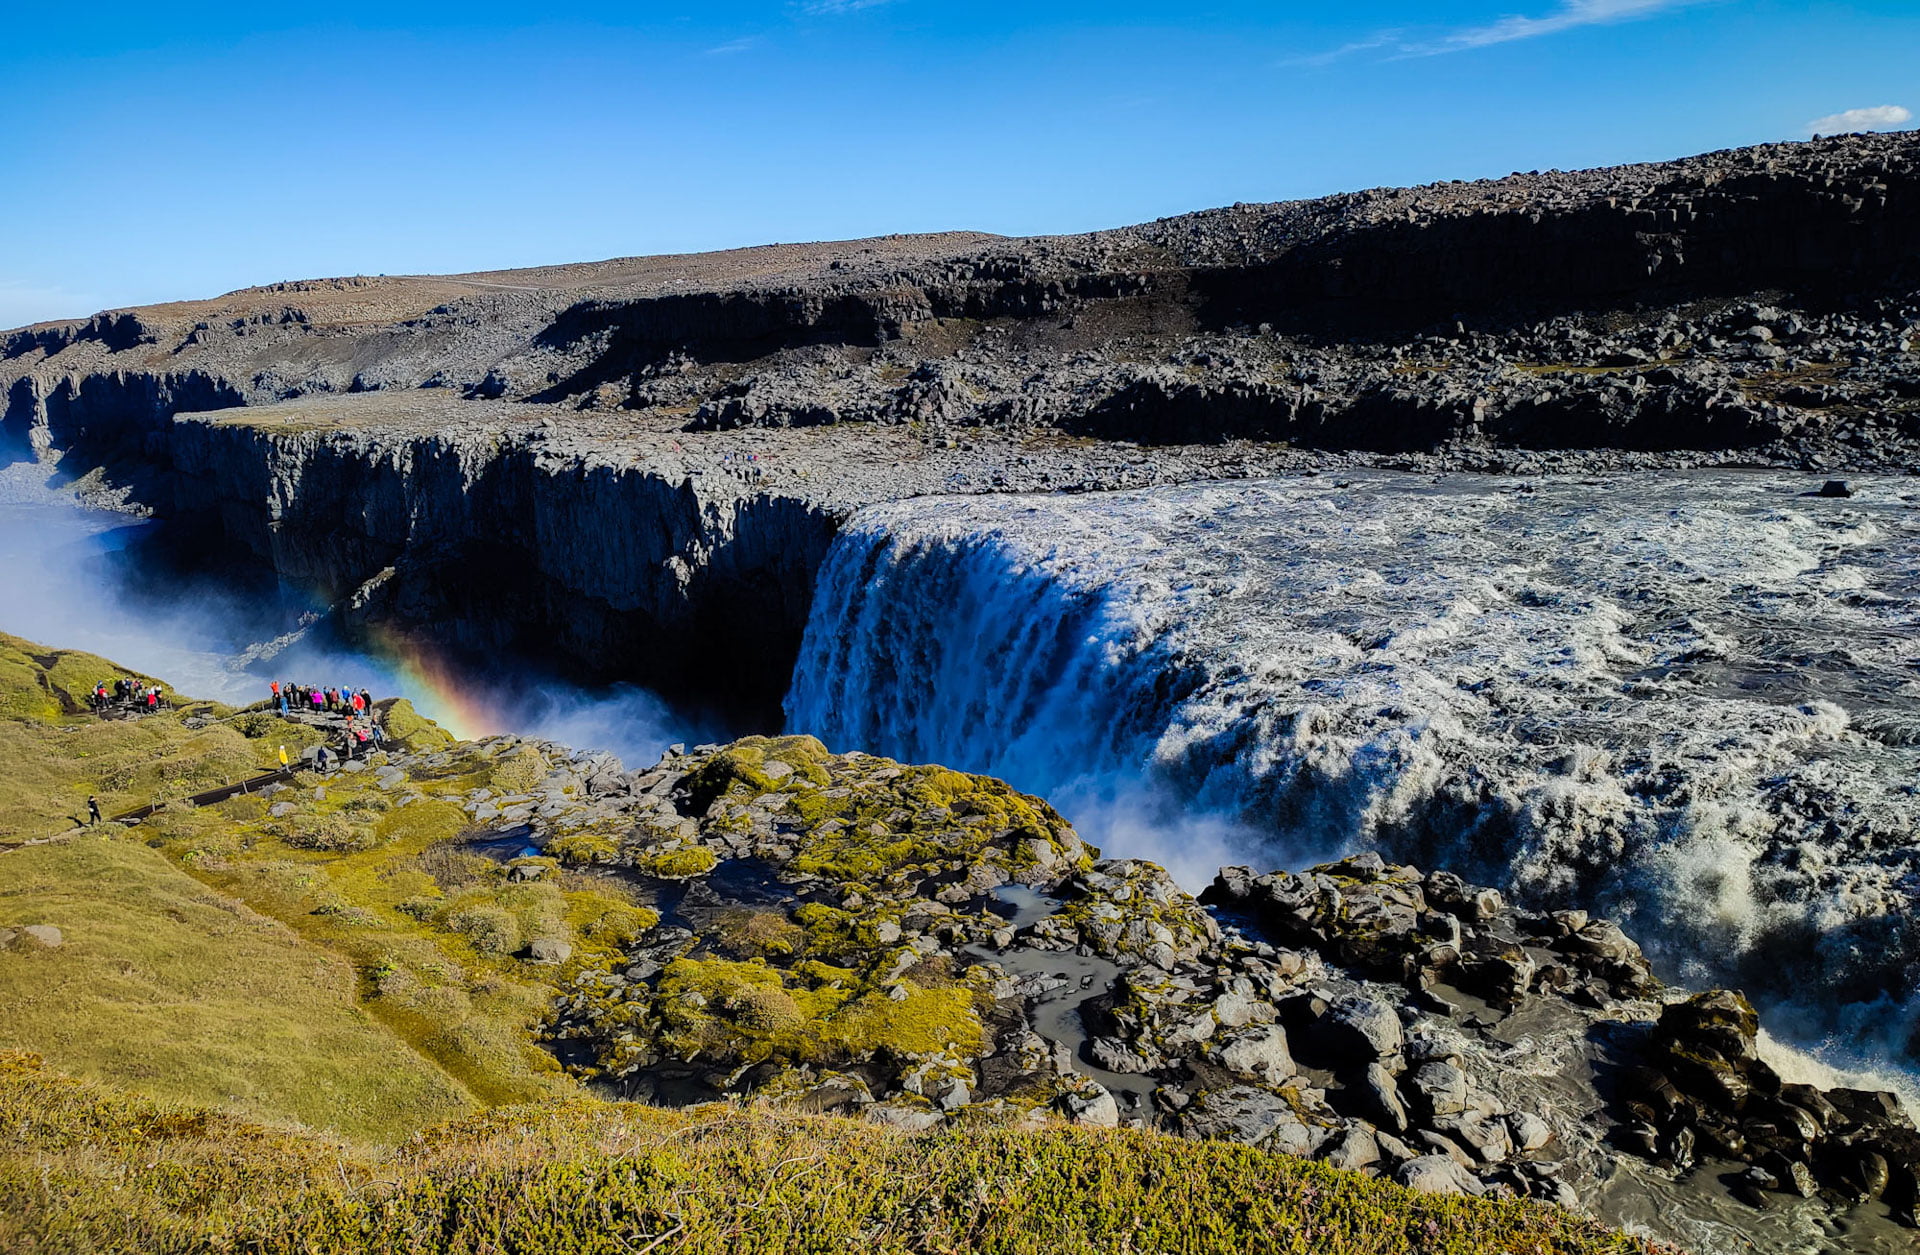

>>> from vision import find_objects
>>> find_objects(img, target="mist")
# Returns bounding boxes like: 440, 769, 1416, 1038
0, 461, 702, 772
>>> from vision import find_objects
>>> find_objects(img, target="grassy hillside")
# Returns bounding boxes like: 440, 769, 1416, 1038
0, 631, 473, 1140
0, 631, 294, 843
0, 1051, 1662, 1255
0, 835, 472, 1141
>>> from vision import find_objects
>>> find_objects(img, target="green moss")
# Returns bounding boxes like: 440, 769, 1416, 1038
568, 896, 658, 950
818, 983, 985, 1059
635, 846, 718, 879
378, 698, 454, 751
488, 746, 549, 795
683, 734, 834, 813
547, 830, 620, 864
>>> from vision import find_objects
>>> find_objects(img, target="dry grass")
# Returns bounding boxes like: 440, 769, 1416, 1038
0, 1051, 1666, 1255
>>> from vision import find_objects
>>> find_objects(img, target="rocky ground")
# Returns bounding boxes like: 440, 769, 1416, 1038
328, 727, 1915, 1250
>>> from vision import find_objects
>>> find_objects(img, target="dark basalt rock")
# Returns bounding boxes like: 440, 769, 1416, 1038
1609, 989, 1920, 1217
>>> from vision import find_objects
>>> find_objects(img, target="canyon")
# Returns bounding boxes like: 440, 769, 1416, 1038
4, 130, 1920, 1252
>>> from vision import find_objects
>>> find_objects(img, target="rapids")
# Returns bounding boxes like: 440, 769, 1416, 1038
786, 469, 1920, 1076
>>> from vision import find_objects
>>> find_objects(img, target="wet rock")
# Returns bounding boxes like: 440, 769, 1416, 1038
1834, 1147, 1891, 1203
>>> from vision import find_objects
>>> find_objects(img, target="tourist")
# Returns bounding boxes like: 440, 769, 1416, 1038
315, 745, 330, 772
87, 795, 101, 826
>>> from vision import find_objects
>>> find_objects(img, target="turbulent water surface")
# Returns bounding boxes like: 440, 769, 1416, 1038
787, 470, 1920, 1076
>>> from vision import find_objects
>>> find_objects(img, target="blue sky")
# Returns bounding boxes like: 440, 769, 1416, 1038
0, 1, 1914, 326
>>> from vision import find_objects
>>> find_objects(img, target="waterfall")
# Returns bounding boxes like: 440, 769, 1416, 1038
783, 473, 1920, 1072
785, 505, 1186, 794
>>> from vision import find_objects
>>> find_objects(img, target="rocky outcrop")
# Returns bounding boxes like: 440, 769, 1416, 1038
1618, 991, 1920, 1219
391, 729, 1915, 1244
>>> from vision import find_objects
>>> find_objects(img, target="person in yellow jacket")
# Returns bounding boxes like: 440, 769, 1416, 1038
278, 745, 289, 768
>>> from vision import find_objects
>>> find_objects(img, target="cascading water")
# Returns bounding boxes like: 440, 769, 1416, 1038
785, 470, 1920, 1074
785, 513, 1195, 789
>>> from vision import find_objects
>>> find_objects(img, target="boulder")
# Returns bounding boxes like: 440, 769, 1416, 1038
19, 924, 62, 949
1320, 1122, 1382, 1172
1057, 1084, 1120, 1128
1395, 1154, 1485, 1198
1506, 1110, 1554, 1153
1213, 1025, 1294, 1082
1317, 995, 1405, 1066
1355, 1062, 1410, 1134
1178, 1085, 1326, 1155
1090, 1036, 1162, 1075
866, 1103, 943, 1132
526, 937, 573, 965
1409, 1061, 1470, 1119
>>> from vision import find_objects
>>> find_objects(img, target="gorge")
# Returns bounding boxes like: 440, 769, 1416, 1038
6, 130, 1920, 1253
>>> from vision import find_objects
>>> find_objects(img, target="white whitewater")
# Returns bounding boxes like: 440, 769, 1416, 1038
786, 470, 1920, 1066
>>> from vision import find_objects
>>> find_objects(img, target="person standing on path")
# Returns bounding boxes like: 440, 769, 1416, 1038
87, 796, 101, 826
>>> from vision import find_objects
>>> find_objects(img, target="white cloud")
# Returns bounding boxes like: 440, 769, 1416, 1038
0, 281, 98, 332
1293, 0, 1709, 64
1803, 105, 1912, 136
797, 0, 893, 14
1414, 0, 1708, 54
704, 36, 761, 56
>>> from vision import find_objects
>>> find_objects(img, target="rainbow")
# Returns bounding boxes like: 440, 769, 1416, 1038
360, 624, 504, 742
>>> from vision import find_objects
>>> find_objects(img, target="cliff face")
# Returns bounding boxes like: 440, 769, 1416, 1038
4, 132, 1917, 464
4, 133, 1919, 706
166, 411, 839, 713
